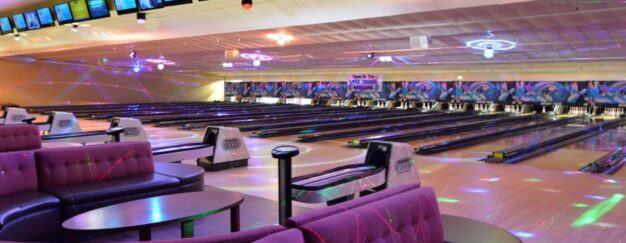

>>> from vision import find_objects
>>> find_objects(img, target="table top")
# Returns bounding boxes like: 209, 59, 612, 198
441, 214, 521, 243
63, 191, 244, 231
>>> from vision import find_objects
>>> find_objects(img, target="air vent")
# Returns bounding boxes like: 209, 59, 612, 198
410, 36, 430, 49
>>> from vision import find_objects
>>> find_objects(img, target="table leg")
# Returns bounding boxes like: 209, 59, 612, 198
230, 205, 240, 232
139, 227, 151, 241
181, 220, 194, 238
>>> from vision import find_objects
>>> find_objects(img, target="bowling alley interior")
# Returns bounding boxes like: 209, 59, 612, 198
1, 0, 626, 242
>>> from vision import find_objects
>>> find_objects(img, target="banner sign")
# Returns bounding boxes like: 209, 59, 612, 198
348, 74, 383, 91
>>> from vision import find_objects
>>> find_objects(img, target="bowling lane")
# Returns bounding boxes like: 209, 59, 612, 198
413, 124, 581, 163
521, 126, 626, 175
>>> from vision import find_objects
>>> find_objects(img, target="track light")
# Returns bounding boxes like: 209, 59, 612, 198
378, 56, 392, 62
242, 0, 253, 9
222, 62, 233, 68
366, 53, 375, 59
253, 60, 261, 67
71, 23, 78, 32
136, 12, 146, 24
13, 33, 20, 41
129, 51, 137, 59
483, 45, 494, 59
157, 63, 165, 70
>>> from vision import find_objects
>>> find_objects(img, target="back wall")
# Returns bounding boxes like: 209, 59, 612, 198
0, 58, 224, 106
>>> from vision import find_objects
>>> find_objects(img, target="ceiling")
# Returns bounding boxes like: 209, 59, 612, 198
3, 0, 626, 75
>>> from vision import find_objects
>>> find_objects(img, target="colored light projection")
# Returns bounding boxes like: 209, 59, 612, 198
226, 81, 626, 105
571, 193, 624, 228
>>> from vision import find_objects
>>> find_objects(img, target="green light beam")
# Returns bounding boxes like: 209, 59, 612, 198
571, 194, 624, 228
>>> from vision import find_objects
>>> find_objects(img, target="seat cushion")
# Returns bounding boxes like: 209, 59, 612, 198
0, 151, 37, 196
286, 183, 420, 228
154, 163, 204, 184
0, 191, 59, 226
299, 187, 443, 243
42, 173, 179, 204
0, 125, 41, 152
253, 229, 305, 243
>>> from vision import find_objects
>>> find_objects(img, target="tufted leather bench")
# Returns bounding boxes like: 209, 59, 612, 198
35, 141, 180, 219
286, 183, 420, 228
0, 151, 61, 241
0, 125, 41, 153
150, 225, 293, 243
297, 186, 444, 243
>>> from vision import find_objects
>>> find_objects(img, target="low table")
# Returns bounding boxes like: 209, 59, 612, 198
63, 191, 244, 241
441, 214, 521, 243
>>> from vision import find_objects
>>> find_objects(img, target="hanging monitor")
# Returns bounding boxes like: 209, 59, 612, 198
12, 14, 27, 31
138, 0, 164, 11
0, 17, 12, 35
69, 0, 91, 22
23, 10, 41, 30
37, 7, 55, 27
164, 0, 193, 6
54, 3, 74, 25
114, 0, 138, 14
87, 0, 110, 19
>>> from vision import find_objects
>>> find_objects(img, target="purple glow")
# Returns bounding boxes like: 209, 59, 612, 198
585, 195, 607, 200
461, 187, 490, 193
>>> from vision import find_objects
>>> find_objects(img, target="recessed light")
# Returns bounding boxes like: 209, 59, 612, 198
266, 32, 294, 46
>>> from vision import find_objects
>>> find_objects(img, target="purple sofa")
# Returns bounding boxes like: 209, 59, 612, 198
151, 225, 301, 243
297, 186, 444, 243
35, 141, 181, 218
0, 125, 41, 153
0, 151, 61, 241
286, 183, 421, 228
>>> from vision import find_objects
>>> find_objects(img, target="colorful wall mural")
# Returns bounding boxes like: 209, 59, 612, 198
226, 81, 626, 105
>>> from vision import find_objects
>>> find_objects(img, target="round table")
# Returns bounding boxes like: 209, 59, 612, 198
441, 214, 522, 243
63, 191, 244, 241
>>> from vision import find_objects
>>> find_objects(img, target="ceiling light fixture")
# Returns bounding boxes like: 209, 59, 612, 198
483, 46, 494, 59
71, 23, 79, 32
366, 53, 375, 59
129, 51, 137, 59
253, 59, 261, 67
239, 53, 272, 61
466, 39, 516, 60
222, 62, 233, 68
242, 0, 253, 9
137, 12, 146, 24
378, 56, 392, 62
146, 58, 175, 65
157, 63, 165, 70
13, 33, 20, 41
266, 32, 294, 46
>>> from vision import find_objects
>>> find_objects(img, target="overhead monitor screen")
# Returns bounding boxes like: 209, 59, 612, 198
69, 0, 91, 21
37, 7, 55, 27
24, 11, 41, 30
12, 14, 27, 31
164, 0, 193, 6
138, 0, 164, 11
54, 3, 74, 25
0, 17, 12, 35
87, 0, 110, 19
114, 0, 138, 14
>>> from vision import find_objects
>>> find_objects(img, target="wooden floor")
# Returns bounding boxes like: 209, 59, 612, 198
44, 116, 626, 243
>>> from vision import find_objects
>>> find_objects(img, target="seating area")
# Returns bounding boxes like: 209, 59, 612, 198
150, 184, 442, 243
0, 125, 204, 241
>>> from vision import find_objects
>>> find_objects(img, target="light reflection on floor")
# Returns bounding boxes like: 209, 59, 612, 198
59, 117, 626, 242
